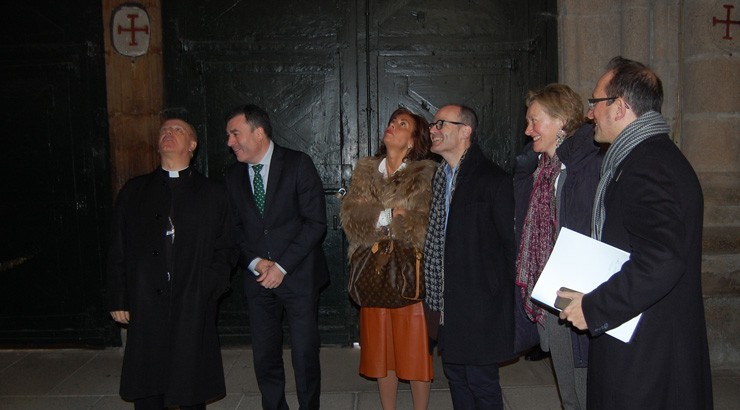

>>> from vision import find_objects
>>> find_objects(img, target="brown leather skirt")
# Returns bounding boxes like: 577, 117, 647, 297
359, 302, 433, 381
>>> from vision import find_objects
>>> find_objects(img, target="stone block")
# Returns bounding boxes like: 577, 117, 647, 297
681, 1, 718, 56
703, 226, 740, 253
579, 16, 623, 71
652, 3, 681, 61
704, 204, 740, 226
682, 58, 740, 114
684, 1, 740, 57
621, 6, 651, 63
704, 295, 740, 369
650, 61, 680, 120
557, 14, 582, 86
702, 253, 740, 295
558, 0, 620, 16
700, 172, 740, 204
682, 117, 739, 173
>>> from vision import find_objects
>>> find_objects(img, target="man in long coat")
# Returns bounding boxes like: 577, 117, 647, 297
424, 104, 515, 409
107, 118, 237, 409
559, 57, 713, 409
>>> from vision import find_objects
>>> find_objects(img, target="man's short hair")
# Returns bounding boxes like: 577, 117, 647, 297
458, 105, 479, 142
604, 56, 663, 116
225, 104, 273, 138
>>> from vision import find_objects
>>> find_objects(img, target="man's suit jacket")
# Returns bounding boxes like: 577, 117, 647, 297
225, 143, 329, 297
438, 143, 516, 365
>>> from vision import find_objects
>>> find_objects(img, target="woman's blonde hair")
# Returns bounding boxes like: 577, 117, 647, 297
525, 83, 585, 135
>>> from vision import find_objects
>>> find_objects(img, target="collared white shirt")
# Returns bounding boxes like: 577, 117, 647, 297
444, 163, 457, 230
376, 158, 408, 228
248, 140, 275, 193
247, 140, 286, 276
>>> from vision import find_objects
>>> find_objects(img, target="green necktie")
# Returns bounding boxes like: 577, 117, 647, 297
252, 164, 265, 215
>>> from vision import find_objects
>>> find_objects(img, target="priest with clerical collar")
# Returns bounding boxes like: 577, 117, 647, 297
107, 117, 238, 410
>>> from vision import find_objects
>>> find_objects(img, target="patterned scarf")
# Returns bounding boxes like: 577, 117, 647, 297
423, 149, 469, 320
515, 153, 562, 323
592, 111, 670, 240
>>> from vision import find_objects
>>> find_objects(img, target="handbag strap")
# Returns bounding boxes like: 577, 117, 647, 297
414, 249, 422, 298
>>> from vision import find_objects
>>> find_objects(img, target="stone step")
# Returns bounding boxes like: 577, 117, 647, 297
704, 204, 740, 226
702, 253, 740, 296
700, 172, 740, 205
703, 295, 740, 369
702, 226, 740, 254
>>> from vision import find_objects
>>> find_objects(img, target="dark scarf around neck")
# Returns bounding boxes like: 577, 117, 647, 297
423, 148, 470, 322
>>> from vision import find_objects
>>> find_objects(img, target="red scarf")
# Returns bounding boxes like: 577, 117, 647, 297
515, 153, 561, 323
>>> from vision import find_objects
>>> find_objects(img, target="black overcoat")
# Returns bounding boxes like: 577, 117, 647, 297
107, 168, 237, 406
437, 144, 516, 364
582, 135, 713, 409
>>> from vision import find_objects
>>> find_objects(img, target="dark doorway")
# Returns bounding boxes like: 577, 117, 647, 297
162, 0, 556, 346
0, 3, 111, 347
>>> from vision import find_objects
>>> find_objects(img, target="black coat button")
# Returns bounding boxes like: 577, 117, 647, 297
156, 289, 163, 295
152, 250, 159, 256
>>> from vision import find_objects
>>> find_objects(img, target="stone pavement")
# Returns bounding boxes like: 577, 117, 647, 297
0, 347, 738, 409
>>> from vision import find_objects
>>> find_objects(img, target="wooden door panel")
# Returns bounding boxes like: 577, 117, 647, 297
378, 53, 519, 168
163, 0, 556, 346
198, 63, 341, 183
172, 47, 352, 344
0, 46, 110, 346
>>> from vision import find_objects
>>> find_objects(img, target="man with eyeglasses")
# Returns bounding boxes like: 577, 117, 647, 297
558, 57, 713, 409
423, 104, 515, 409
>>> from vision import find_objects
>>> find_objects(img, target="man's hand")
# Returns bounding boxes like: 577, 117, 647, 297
256, 261, 284, 289
255, 259, 274, 276
558, 289, 588, 330
110, 310, 130, 324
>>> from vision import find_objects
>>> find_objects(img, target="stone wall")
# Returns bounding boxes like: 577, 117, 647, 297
558, 0, 740, 369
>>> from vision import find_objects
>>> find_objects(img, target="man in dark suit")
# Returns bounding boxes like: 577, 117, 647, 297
423, 104, 515, 409
559, 57, 713, 409
224, 104, 329, 410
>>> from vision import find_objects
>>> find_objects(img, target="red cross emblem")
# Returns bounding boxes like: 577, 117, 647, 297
713, 4, 740, 40
111, 5, 151, 57
118, 14, 149, 46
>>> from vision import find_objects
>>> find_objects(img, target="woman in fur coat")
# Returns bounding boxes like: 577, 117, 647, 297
340, 107, 436, 410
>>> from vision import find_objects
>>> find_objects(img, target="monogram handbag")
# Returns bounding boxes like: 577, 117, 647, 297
347, 238, 425, 308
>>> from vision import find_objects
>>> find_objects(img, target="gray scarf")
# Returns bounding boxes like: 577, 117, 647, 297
592, 111, 670, 240
423, 149, 469, 319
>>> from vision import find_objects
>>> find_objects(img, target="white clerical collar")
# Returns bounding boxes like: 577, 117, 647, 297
378, 157, 408, 178
162, 166, 189, 178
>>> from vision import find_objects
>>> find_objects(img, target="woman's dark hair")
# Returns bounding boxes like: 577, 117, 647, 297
376, 107, 432, 161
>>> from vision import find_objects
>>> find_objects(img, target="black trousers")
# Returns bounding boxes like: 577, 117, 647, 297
247, 285, 322, 410
442, 362, 503, 410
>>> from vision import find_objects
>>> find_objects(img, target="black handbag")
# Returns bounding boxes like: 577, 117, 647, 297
347, 238, 425, 308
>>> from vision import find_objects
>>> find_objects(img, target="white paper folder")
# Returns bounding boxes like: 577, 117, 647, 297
531, 228, 642, 343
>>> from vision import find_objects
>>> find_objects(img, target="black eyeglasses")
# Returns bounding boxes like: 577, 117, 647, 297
429, 119, 467, 130
587, 97, 617, 109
